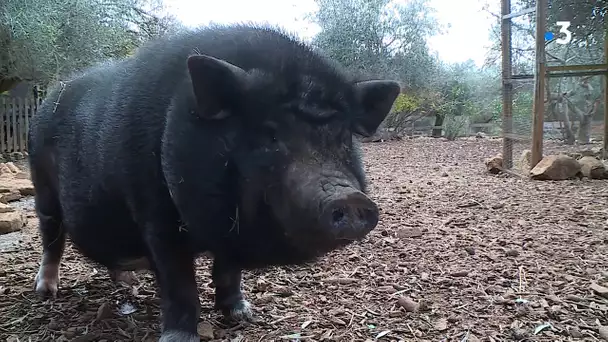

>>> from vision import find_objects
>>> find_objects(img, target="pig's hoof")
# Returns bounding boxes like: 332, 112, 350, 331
224, 299, 254, 322
33, 265, 59, 298
159, 330, 200, 342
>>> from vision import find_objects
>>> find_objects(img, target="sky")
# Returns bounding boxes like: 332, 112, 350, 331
164, 0, 499, 67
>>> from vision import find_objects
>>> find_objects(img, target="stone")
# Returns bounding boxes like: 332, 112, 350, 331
398, 227, 423, 238
530, 154, 582, 180
578, 156, 608, 179
0, 164, 11, 176
0, 191, 22, 203
11, 152, 24, 160
17, 185, 35, 196
505, 249, 519, 257
5, 162, 20, 173
517, 150, 531, 174
485, 154, 503, 174
197, 322, 215, 340
0, 203, 15, 213
0, 177, 35, 196
14, 172, 29, 180
0, 211, 25, 234
397, 296, 420, 312
578, 147, 603, 158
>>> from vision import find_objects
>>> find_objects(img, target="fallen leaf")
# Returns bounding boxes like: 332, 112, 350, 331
434, 318, 448, 331
95, 302, 112, 321
301, 320, 313, 329
397, 296, 419, 312
591, 283, 608, 298
375, 330, 391, 339
533, 322, 552, 335
118, 302, 136, 316
197, 322, 214, 340
599, 325, 608, 340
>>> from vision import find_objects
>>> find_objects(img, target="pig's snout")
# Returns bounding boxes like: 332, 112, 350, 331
322, 191, 379, 240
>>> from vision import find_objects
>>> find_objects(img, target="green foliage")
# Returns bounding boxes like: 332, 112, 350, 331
310, 0, 441, 88
0, 0, 183, 89
392, 93, 420, 113
443, 115, 469, 140
437, 79, 471, 117
512, 90, 533, 132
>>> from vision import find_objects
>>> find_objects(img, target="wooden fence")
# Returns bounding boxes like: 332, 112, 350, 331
0, 96, 42, 153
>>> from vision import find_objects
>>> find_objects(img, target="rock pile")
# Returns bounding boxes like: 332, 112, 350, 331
578, 156, 608, 179
530, 154, 583, 180
0, 162, 34, 234
485, 148, 608, 181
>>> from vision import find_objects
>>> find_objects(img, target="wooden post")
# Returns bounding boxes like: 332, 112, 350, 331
24, 97, 30, 151
20, 98, 26, 152
530, 0, 547, 168
11, 98, 17, 153
18, 98, 23, 152
501, 0, 513, 168
604, 29, 608, 160
0, 97, 4, 153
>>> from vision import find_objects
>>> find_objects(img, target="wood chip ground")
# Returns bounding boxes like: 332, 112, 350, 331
1, 138, 608, 341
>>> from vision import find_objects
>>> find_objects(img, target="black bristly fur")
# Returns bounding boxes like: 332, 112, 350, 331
28, 23, 399, 340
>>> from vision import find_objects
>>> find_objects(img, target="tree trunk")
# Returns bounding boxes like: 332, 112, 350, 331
432, 113, 444, 137
558, 100, 575, 144
576, 99, 599, 144
578, 113, 592, 144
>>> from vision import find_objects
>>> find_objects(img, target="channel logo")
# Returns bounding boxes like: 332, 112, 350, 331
545, 21, 572, 45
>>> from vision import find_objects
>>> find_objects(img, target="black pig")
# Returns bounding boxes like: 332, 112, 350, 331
28, 24, 400, 341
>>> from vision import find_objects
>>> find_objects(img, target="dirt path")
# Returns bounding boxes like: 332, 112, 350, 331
1, 138, 608, 341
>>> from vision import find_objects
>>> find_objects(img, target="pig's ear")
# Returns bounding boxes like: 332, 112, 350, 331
352, 80, 401, 137
187, 54, 248, 119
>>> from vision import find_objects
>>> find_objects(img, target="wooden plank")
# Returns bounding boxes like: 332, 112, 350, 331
25, 97, 30, 151
13, 98, 19, 152
546, 64, 608, 72
18, 97, 23, 152
11, 98, 16, 153
604, 30, 608, 160
501, 0, 514, 168
18, 98, 23, 152
530, 0, 547, 168
470, 123, 496, 128
20, 98, 26, 151
512, 69, 608, 80
0, 97, 4, 153
502, 6, 535, 20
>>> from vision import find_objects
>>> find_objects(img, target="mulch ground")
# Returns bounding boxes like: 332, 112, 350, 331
1, 137, 608, 342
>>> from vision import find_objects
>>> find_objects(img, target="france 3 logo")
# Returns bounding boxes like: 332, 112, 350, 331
544, 21, 572, 45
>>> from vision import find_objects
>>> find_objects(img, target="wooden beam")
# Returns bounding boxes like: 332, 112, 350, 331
512, 70, 608, 80
501, 0, 514, 168
530, 0, 547, 168
502, 7, 535, 20
546, 64, 608, 72
604, 29, 608, 160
